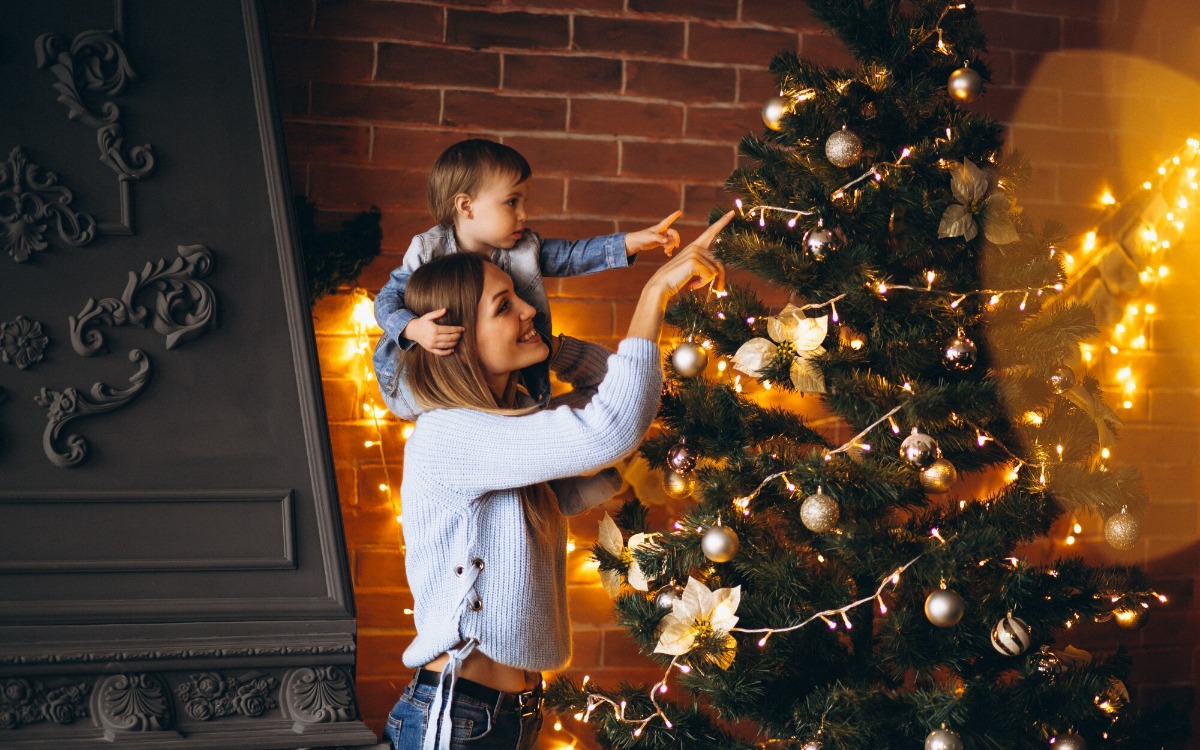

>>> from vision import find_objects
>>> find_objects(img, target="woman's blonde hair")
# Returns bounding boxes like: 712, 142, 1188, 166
427, 139, 532, 226
402, 253, 558, 545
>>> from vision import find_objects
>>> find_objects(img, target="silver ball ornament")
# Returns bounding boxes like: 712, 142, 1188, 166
1104, 507, 1140, 550
990, 614, 1032, 656
662, 470, 696, 499
900, 429, 939, 470
802, 225, 837, 261
1032, 646, 1063, 680
925, 728, 964, 750
1048, 365, 1075, 394
1051, 732, 1088, 750
654, 583, 685, 610
920, 458, 958, 494
1114, 606, 1148, 630
924, 588, 965, 627
800, 742, 822, 750
800, 488, 840, 533
943, 332, 978, 371
666, 439, 697, 475
762, 96, 788, 131
671, 340, 708, 378
825, 127, 862, 168
701, 524, 739, 563
947, 66, 983, 103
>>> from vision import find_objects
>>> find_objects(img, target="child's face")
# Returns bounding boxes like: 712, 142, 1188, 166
455, 170, 529, 253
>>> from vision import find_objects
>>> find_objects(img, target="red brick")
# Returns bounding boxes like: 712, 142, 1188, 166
1160, 25, 1200, 79
567, 583, 617, 626
320, 377, 361, 422
1062, 17, 1161, 56
270, 36, 374, 81
357, 465, 405, 511
628, 0, 736, 21
504, 54, 622, 94
443, 90, 568, 130
1006, 125, 1116, 167
283, 122, 371, 164
625, 61, 736, 103
1013, 0, 1117, 19
1060, 91, 1157, 132
568, 177, 681, 217
603, 629, 659, 668
536, 219, 617, 244
1143, 500, 1199, 540
978, 10, 1063, 52
1146, 386, 1200, 427
265, 0, 313, 35
520, 0, 623, 9
343, 507, 410, 546
573, 16, 685, 58
310, 83, 438, 125
356, 547, 409, 588
799, 32, 855, 68
503, 135, 618, 177
315, 2, 443, 42
311, 165, 424, 209
356, 679, 404, 736
355, 591, 415, 628
1056, 164, 1107, 205
570, 97, 684, 138
1116, 0, 1200, 26
559, 259, 659, 300
740, 0, 822, 29
376, 43, 501, 87
684, 183, 734, 217
686, 104, 760, 142
334, 466, 357, 508
982, 48, 1015, 87
570, 629, 605, 668
622, 141, 736, 181
446, 8, 569, 49
372, 128, 486, 170
554, 300, 616, 338
688, 24, 797, 66
358, 632, 417, 678
530, 175, 567, 215
739, 67, 782, 105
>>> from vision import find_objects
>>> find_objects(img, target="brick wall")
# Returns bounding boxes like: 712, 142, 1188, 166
267, 1, 1200, 746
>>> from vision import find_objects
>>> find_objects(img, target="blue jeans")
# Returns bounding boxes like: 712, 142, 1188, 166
383, 672, 542, 750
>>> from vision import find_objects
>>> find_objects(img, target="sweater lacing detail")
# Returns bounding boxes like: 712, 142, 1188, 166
422, 558, 483, 750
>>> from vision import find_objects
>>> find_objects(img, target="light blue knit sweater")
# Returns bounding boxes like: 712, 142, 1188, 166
400, 337, 662, 671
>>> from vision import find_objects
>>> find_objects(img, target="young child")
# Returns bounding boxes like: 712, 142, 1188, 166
372, 138, 680, 420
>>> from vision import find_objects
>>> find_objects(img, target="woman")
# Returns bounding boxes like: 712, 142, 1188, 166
385, 212, 733, 750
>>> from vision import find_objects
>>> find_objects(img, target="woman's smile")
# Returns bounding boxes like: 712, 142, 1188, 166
518, 327, 539, 343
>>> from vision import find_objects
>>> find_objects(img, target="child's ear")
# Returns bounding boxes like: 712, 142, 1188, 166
454, 193, 473, 220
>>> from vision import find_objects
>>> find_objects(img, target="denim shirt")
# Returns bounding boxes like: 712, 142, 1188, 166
372, 223, 631, 420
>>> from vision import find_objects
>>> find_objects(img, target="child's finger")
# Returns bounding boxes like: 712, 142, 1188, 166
651, 210, 682, 233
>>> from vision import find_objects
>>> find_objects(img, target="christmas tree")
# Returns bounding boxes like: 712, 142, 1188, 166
546, 2, 1184, 748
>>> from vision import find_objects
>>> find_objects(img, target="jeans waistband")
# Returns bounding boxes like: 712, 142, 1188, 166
416, 669, 542, 717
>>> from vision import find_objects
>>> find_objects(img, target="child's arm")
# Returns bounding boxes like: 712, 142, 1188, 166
374, 239, 463, 354
538, 211, 682, 278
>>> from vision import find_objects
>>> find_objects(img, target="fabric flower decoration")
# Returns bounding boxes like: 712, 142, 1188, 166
654, 576, 741, 669
938, 158, 1019, 245
731, 303, 828, 393
596, 513, 650, 598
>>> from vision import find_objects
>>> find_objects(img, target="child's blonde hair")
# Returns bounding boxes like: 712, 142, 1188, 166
427, 139, 532, 226
402, 253, 558, 545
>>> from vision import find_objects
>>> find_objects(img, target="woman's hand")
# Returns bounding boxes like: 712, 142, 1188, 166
627, 210, 734, 342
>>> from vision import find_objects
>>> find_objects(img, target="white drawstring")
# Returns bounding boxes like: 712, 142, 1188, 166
422, 561, 483, 750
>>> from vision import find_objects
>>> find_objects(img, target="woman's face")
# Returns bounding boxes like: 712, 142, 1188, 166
475, 262, 548, 395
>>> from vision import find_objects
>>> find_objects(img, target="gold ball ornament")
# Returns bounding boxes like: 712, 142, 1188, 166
701, 524, 740, 563
670, 340, 708, 378
1050, 732, 1088, 750
800, 488, 840, 533
900, 429, 939, 470
654, 582, 685, 610
1048, 365, 1075, 394
666, 439, 697, 475
661, 470, 696, 499
762, 95, 788, 131
990, 614, 1032, 656
924, 588, 965, 627
1113, 606, 1148, 630
947, 66, 983, 103
925, 728, 964, 750
920, 458, 958, 494
1103, 507, 1140, 550
824, 126, 862, 168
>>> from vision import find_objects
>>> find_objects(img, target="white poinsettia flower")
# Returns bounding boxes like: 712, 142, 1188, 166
732, 304, 828, 393
596, 513, 650, 598
654, 577, 741, 669
938, 158, 1018, 245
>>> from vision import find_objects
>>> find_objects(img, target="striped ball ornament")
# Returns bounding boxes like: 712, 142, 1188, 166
990, 615, 1032, 656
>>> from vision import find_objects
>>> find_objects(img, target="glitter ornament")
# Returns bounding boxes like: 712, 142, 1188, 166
671, 340, 708, 378
1104, 506, 1140, 550
1048, 365, 1076, 394
1051, 732, 1088, 750
924, 588, 965, 627
662, 470, 696, 499
1113, 606, 1148, 630
990, 614, 1032, 656
762, 96, 788, 131
666, 439, 696, 475
800, 487, 840, 533
925, 728, 964, 750
701, 524, 739, 563
802, 224, 837, 261
800, 742, 822, 750
943, 331, 978, 371
654, 582, 685, 610
825, 126, 862, 168
920, 457, 958, 494
947, 66, 983, 103
900, 429, 939, 469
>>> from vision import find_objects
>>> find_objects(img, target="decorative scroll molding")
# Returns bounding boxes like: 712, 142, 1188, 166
178, 672, 279, 721
282, 667, 355, 724
70, 245, 217, 356
0, 316, 49, 369
34, 348, 152, 467
0, 146, 97, 262
0, 642, 355, 668
0, 678, 90, 730
34, 30, 155, 182
94, 673, 172, 732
